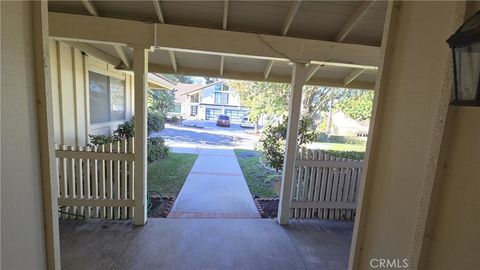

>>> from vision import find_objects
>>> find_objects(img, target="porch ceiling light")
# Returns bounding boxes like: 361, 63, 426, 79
447, 11, 480, 106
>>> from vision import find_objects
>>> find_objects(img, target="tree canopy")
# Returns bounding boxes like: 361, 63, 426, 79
229, 80, 290, 123
335, 90, 374, 121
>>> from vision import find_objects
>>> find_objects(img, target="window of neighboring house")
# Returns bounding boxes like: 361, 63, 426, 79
169, 104, 182, 113
191, 105, 198, 116
89, 71, 126, 124
190, 93, 199, 103
214, 92, 229, 104
214, 83, 229, 91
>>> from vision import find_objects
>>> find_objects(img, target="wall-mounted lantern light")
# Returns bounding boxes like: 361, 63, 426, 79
447, 11, 480, 106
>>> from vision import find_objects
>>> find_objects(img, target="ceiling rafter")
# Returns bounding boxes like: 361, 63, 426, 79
334, 0, 377, 42
344, 68, 366, 86
153, 0, 178, 73
220, 0, 229, 76
80, 0, 130, 68
263, 61, 274, 79
306, 64, 321, 82
265, 0, 302, 80
335, 0, 376, 86
63, 41, 122, 67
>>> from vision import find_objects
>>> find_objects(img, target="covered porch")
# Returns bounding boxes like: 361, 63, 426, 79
4, 0, 479, 269
60, 218, 353, 270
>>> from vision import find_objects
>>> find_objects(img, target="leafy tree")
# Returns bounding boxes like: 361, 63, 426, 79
204, 77, 216, 84
148, 89, 175, 119
229, 80, 290, 127
335, 90, 374, 121
161, 74, 194, 84
258, 116, 316, 171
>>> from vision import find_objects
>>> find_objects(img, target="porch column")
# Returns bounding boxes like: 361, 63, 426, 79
277, 62, 307, 225
132, 45, 149, 225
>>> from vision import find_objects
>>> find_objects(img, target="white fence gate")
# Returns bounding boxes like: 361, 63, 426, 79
290, 148, 363, 221
55, 138, 135, 220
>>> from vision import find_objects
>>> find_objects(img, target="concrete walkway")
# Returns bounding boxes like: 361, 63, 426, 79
168, 148, 261, 219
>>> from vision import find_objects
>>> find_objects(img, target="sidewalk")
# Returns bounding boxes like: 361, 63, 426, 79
168, 148, 261, 219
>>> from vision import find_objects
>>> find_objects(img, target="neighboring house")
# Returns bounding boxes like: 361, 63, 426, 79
167, 82, 203, 119
49, 41, 175, 146
171, 81, 248, 122
331, 111, 369, 137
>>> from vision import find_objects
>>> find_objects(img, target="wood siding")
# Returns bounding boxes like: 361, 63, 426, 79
49, 40, 134, 146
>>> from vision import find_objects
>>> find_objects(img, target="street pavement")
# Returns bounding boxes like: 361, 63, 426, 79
151, 120, 261, 151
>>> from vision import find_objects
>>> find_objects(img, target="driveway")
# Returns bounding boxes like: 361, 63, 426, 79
151, 120, 261, 150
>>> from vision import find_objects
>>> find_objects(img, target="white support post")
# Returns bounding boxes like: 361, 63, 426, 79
132, 45, 149, 225
277, 62, 307, 225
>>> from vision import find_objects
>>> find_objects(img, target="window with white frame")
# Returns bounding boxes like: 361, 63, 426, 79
214, 92, 229, 104
169, 104, 182, 113
190, 93, 199, 103
89, 71, 126, 124
215, 83, 229, 91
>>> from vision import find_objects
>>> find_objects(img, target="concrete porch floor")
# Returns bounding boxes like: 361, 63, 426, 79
60, 218, 353, 270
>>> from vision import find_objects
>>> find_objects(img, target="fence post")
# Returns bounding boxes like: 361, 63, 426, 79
277, 62, 307, 225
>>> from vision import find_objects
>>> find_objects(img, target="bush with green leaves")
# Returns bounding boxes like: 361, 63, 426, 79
89, 116, 169, 162
113, 118, 135, 140
147, 111, 164, 135
147, 137, 169, 163
258, 116, 316, 171
316, 133, 367, 146
321, 150, 364, 161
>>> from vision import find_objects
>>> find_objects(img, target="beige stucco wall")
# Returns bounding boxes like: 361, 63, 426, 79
1, 1, 47, 269
425, 107, 480, 270
423, 3, 480, 269
49, 41, 135, 146
353, 1, 466, 269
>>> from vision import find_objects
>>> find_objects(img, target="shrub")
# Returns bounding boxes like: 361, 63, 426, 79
258, 116, 316, 171
88, 117, 170, 163
147, 111, 164, 135
316, 133, 367, 146
148, 137, 169, 163
88, 134, 115, 146
113, 118, 134, 140
321, 150, 364, 161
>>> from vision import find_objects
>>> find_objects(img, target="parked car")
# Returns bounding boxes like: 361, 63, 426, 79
216, 115, 230, 127
240, 116, 255, 128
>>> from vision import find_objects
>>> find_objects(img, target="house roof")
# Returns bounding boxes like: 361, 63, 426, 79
147, 73, 176, 90
173, 82, 204, 103
180, 81, 227, 96
48, 1, 385, 90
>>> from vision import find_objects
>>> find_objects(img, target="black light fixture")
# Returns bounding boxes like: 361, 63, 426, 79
447, 11, 480, 106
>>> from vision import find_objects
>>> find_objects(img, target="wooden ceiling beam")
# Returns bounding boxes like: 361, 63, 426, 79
127, 63, 375, 90
153, 0, 178, 73
79, 0, 130, 68
344, 68, 366, 86
334, 0, 377, 42
306, 64, 321, 82
49, 12, 380, 67
220, 0, 229, 76
265, 0, 303, 80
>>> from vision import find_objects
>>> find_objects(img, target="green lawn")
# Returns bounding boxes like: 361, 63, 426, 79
307, 142, 366, 152
147, 153, 198, 197
234, 149, 280, 198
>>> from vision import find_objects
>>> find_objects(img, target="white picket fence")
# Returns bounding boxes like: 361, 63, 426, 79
55, 138, 135, 220
290, 148, 363, 221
